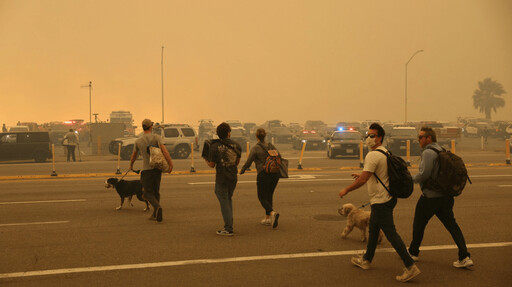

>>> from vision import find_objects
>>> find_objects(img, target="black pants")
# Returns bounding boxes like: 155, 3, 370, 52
409, 195, 470, 261
66, 145, 76, 162
364, 197, 414, 268
256, 172, 280, 215
141, 169, 162, 212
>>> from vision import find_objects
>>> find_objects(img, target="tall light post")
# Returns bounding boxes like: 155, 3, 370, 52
405, 49, 424, 123
161, 46, 164, 124
81, 81, 92, 143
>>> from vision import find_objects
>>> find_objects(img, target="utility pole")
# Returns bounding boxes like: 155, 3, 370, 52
81, 81, 93, 143
161, 46, 164, 124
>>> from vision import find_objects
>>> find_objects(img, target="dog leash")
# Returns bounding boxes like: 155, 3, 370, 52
359, 202, 371, 209
119, 169, 140, 181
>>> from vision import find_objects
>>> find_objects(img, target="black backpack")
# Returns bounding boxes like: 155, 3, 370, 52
424, 147, 471, 197
374, 149, 414, 198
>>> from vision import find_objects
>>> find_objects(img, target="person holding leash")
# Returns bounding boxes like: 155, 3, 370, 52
129, 119, 173, 222
240, 128, 280, 228
339, 123, 420, 282
408, 126, 473, 268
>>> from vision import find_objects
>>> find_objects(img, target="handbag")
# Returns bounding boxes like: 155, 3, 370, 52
279, 158, 289, 178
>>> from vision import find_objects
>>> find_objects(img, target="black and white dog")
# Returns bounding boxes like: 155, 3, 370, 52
105, 177, 150, 211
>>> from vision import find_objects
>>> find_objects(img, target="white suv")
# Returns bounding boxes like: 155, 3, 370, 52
109, 124, 198, 160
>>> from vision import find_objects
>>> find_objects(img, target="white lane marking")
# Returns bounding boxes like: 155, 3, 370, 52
0, 199, 86, 205
470, 174, 512, 178
0, 221, 69, 227
188, 178, 352, 185
0, 242, 510, 279
498, 185, 512, 187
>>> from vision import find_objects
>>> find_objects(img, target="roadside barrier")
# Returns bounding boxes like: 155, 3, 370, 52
451, 139, 456, 153
190, 143, 196, 172
359, 141, 364, 168
246, 142, 251, 171
298, 141, 307, 169
506, 139, 510, 165
51, 144, 58, 176
406, 140, 411, 166
115, 143, 122, 174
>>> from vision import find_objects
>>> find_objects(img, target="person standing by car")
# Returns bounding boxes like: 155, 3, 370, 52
129, 119, 173, 222
408, 126, 473, 268
63, 129, 79, 162
240, 128, 280, 228
339, 123, 420, 282
205, 122, 241, 236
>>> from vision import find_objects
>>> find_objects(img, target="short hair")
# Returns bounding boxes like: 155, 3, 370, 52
420, 126, 437, 142
216, 122, 231, 139
369, 122, 385, 142
255, 128, 266, 142
69, 129, 73, 132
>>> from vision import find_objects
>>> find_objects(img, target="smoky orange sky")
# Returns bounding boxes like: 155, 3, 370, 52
1, 0, 511, 130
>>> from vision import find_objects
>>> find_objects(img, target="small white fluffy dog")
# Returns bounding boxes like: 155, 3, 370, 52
338, 203, 383, 243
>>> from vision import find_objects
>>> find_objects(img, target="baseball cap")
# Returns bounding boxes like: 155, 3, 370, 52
142, 119, 153, 129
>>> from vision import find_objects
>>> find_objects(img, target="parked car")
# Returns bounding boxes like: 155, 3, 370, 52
229, 128, 249, 152
109, 124, 198, 160
8, 126, 30, 132
269, 126, 294, 143
0, 131, 51, 163
386, 127, 421, 156
292, 130, 326, 150
327, 130, 364, 159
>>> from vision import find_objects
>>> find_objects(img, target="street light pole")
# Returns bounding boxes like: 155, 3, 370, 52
405, 50, 424, 123
161, 46, 164, 124
80, 81, 93, 125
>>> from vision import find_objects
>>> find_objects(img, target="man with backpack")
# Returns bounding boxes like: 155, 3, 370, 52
339, 123, 420, 282
205, 122, 242, 236
408, 126, 473, 268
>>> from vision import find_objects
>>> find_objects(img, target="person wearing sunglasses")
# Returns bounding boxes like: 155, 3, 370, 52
408, 126, 473, 268
339, 123, 420, 282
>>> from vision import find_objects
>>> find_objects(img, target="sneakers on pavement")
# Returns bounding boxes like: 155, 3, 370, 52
216, 230, 234, 236
155, 207, 163, 222
260, 217, 271, 226
351, 255, 371, 270
453, 257, 474, 268
396, 264, 421, 282
271, 211, 279, 228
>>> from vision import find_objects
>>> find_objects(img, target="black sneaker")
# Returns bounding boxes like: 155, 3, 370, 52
271, 211, 280, 228
156, 207, 163, 222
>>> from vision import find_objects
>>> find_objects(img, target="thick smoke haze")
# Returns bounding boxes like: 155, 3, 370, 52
1, 0, 511, 130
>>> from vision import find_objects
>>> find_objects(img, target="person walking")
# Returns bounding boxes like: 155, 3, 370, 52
408, 126, 473, 268
240, 128, 280, 228
205, 122, 242, 236
63, 129, 79, 162
339, 123, 420, 282
129, 119, 173, 222
2, 124, 7, 132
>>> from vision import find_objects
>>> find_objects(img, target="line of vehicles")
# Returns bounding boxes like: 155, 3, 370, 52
2, 117, 512, 163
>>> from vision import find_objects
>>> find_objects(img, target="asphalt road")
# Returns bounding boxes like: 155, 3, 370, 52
0, 158, 511, 286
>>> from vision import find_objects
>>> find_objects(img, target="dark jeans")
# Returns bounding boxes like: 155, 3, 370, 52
215, 181, 237, 233
364, 197, 414, 268
256, 172, 280, 215
409, 196, 470, 261
140, 169, 162, 213
66, 145, 76, 162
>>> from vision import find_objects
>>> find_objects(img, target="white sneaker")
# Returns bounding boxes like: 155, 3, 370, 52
351, 255, 371, 270
260, 217, 271, 226
396, 264, 421, 282
453, 257, 474, 268
408, 251, 419, 262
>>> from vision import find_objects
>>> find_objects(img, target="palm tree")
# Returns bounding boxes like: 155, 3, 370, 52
472, 78, 506, 120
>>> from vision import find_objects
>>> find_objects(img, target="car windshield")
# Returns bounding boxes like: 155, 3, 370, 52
231, 129, 244, 137
332, 132, 361, 140
273, 127, 291, 134
391, 129, 417, 137
301, 131, 322, 138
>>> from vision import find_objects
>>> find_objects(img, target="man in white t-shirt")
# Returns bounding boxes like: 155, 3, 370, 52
339, 123, 420, 282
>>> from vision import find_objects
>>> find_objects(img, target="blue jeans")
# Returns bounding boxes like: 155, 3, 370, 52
409, 195, 470, 260
364, 197, 414, 268
215, 181, 237, 233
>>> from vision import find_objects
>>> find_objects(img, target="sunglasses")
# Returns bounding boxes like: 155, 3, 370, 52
365, 134, 377, 139
418, 135, 427, 139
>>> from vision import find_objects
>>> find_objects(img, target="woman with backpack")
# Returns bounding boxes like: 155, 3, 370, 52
240, 128, 280, 228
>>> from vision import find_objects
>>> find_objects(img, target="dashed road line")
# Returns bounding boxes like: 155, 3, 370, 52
0, 242, 510, 279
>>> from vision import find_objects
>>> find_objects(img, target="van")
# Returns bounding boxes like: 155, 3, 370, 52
0, 132, 51, 162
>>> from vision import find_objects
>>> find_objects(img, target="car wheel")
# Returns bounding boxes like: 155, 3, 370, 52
121, 145, 134, 160
174, 144, 190, 159
34, 151, 48, 163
